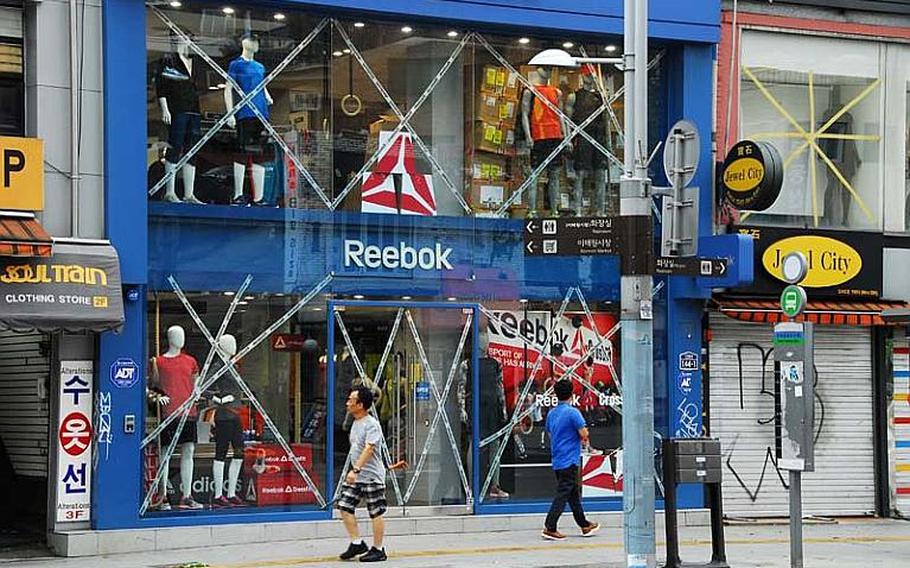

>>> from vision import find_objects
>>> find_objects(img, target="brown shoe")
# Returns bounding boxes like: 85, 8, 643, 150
541, 528, 567, 541
581, 522, 600, 537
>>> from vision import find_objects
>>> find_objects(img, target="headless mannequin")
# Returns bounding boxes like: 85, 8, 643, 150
565, 70, 608, 216
157, 37, 203, 204
457, 329, 509, 498
224, 36, 273, 205
521, 67, 565, 217
211, 334, 245, 506
819, 87, 861, 227
150, 325, 201, 509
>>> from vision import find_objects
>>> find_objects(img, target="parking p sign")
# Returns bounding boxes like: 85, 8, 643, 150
110, 358, 139, 389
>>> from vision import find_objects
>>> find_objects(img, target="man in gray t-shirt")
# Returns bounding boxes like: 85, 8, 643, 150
337, 386, 388, 562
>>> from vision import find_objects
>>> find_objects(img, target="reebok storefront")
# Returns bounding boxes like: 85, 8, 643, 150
58, 0, 744, 556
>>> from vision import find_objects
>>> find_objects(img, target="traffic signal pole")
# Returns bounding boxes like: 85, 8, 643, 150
621, 0, 657, 567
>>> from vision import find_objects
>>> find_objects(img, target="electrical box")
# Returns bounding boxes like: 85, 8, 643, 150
773, 321, 815, 472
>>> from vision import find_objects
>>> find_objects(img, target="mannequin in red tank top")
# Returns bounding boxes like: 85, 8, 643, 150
520, 66, 566, 218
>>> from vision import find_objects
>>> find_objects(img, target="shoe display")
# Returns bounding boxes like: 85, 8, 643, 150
359, 547, 387, 562
155, 500, 172, 512
581, 522, 600, 537
231, 195, 248, 206
211, 496, 231, 509
339, 540, 369, 560
227, 496, 245, 506
541, 528, 567, 541
178, 496, 203, 510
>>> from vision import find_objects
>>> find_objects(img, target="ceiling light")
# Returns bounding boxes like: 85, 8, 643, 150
354, 22, 365, 28
519, 298, 528, 304
605, 44, 618, 52
342, 48, 351, 54
216, 83, 225, 88
168, 1, 182, 7
243, 295, 255, 300
311, 307, 323, 311
237, 301, 248, 306
353, 294, 364, 300
401, 295, 412, 300
333, 50, 343, 57
274, 293, 285, 297
222, 6, 234, 15
447, 31, 459, 38
224, 291, 235, 296
273, 13, 286, 21
518, 37, 530, 45
562, 41, 574, 49
447, 297, 457, 301
401, 26, 413, 33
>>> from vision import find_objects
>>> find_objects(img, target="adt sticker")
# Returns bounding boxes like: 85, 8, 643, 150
415, 382, 431, 401
678, 351, 698, 371
110, 358, 139, 389
678, 371, 693, 395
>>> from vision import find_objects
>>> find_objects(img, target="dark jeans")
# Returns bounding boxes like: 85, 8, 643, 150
545, 464, 589, 531
165, 112, 201, 164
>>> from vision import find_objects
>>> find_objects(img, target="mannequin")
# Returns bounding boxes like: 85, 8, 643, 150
150, 325, 203, 510
224, 34, 273, 206
156, 35, 204, 204
565, 65, 608, 216
819, 86, 861, 227
457, 329, 509, 499
521, 67, 566, 217
210, 334, 245, 508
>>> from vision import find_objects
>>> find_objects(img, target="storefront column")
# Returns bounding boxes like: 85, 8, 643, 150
92, 292, 146, 529
662, 43, 717, 510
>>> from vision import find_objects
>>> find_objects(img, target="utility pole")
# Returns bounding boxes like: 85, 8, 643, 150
621, 0, 656, 567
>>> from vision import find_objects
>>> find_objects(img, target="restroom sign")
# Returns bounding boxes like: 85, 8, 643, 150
0, 136, 44, 211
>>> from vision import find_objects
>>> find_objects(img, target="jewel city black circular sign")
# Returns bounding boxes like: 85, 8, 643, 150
721, 140, 783, 211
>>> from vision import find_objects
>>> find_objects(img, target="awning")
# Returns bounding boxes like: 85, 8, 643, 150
0, 240, 124, 333
713, 297, 909, 326
0, 211, 53, 257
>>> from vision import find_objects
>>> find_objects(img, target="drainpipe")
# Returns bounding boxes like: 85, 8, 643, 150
69, 0, 79, 237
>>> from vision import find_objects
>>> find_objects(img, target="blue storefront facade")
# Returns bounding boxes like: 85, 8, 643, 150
93, 0, 749, 532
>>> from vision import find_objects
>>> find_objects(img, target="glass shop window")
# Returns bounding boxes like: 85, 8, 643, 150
141, 292, 329, 515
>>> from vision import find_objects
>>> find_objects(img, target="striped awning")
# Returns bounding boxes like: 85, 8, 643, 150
0, 212, 52, 257
714, 297, 909, 326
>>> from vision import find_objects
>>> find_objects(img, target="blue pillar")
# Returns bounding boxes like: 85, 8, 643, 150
95, 0, 148, 529
663, 43, 716, 509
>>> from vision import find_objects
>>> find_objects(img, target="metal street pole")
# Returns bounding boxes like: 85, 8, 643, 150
621, 0, 656, 567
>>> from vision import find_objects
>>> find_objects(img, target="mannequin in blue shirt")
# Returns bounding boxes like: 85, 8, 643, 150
224, 34, 273, 205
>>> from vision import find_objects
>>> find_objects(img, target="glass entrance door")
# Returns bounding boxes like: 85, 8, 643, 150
330, 302, 476, 515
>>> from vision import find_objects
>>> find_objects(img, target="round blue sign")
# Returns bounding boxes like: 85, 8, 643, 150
110, 358, 140, 389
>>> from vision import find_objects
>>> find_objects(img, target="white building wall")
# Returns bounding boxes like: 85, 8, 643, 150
25, 0, 104, 238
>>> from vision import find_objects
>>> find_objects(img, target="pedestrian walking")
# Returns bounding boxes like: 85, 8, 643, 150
542, 379, 600, 541
337, 386, 388, 562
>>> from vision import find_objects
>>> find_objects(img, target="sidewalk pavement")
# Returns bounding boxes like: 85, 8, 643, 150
4, 517, 908, 567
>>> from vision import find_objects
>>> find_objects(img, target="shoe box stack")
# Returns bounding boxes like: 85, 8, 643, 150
466, 64, 521, 216
243, 442, 320, 506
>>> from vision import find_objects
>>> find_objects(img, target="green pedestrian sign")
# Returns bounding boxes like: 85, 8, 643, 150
780, 285, 807, 319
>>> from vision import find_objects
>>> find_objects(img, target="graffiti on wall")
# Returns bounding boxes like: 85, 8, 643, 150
721, 341, 826, 503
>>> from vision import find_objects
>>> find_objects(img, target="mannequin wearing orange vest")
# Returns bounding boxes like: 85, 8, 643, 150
520, 67, 566, 217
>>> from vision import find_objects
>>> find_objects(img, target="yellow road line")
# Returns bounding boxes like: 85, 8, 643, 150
205, 533, 910, 568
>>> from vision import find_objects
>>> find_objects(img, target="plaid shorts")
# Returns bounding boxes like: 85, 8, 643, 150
336, 482, 387, 518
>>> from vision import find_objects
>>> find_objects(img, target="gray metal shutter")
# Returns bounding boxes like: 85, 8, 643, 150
0, 331, 50, 477
708, 313, 875, 517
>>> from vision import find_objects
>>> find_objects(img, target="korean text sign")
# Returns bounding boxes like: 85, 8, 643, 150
56, 361, 93, 522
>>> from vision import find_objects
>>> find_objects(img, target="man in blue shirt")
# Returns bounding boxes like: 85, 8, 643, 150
542, 379, 600, 540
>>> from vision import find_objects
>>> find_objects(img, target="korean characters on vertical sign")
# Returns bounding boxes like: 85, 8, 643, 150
57, 361, 93, 522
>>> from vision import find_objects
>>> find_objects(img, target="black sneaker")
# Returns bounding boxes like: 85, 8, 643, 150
360, 547, 387, 562
339, 541, 369, 561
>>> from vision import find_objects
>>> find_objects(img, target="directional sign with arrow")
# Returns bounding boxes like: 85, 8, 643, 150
524, 216, 618, 256
654, 256, 728, 277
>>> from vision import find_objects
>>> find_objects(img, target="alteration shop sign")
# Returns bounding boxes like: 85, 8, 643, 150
56, 360, 93, 522
0, 242, 124, 332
